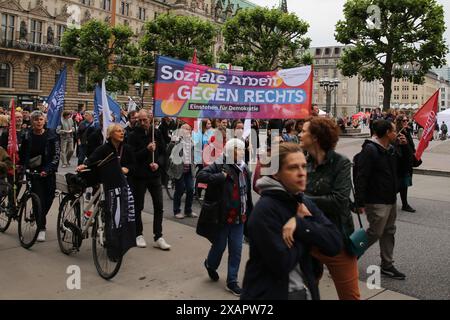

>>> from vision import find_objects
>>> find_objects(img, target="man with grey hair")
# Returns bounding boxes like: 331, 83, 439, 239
196, 138, 253, 296
128, 109, 170, 250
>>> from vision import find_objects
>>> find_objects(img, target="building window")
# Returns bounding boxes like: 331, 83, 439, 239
80, 0, 91, 5
323, 69, 329, 77
324, 48, 330, 55
139, 7, 146, 20
56, 25, 65, 46
78, 73, 87, 92
28, 66, 39, 90
334, 47, 340, 55
315, 48, 321, 56
324, 59, 328, 65
314, 69, 318, 77
394, 86, 399, 91
31, 20, 43, 44
1, 14, 15, 44
333, 69, 337, 78
402, 85, 409, 91
154, 12, 159, 19
0, 63, 11, 88
102, 0, 111, 11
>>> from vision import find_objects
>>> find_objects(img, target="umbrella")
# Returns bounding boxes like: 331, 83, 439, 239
352, 112, 365, 119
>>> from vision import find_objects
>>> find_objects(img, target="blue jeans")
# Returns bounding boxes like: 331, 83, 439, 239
207, 223, 244, 285
173, 171, 194, 215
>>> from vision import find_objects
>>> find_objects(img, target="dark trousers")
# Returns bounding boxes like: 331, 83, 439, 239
130, 176, 164, 241
173, 171, 194, 215
399, 186, 409, 207
77, 144, 86, 165
31, 174, 56, 231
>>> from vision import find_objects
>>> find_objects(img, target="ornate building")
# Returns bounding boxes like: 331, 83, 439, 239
0, 0, 257, 110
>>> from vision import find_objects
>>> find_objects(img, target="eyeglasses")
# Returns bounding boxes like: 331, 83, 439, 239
402, 119, 408, 122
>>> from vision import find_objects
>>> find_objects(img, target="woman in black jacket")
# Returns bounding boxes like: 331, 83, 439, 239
241, 143, 342, 300
300, 117, 359, 300
196, 138, 253, 297
395, 115, 417, 212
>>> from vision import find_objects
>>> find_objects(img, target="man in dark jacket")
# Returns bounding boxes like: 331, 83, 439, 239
241, 143, 342, 300
128, 109, 170, 250
354, 119, 410, 280
76, 111, 95, 165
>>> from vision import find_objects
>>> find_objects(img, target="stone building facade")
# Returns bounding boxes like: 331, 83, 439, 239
0, 0, 256, 111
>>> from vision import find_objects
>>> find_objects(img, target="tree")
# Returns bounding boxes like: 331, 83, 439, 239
61, 20, 139, 92
220, 7, 312, 72
140, 14, 218, 67
335, 0, 448, 111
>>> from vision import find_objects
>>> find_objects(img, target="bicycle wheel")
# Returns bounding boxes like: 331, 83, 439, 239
0, 194, 12, 233
165, 179, 175, 200
92, 204, 122, 280
17, 192, 41, 249
57, 194, 82, 255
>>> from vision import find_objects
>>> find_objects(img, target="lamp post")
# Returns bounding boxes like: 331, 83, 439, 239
134, 82, 150, 109
319, 78, 339, 117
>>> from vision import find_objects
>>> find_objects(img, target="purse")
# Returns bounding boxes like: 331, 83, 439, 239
346, 183, 369, 258
28, 155, 42, 169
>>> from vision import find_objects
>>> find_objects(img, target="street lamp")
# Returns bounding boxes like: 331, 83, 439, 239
134, 82, 150, 109
319, 78, 339, 117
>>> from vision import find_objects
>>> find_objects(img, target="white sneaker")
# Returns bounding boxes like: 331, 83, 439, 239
186, 212, 198, 218
37, 231, 46, 242
136, 235, 147, 248
153, 237, 171, 250
174, 213, 185, 219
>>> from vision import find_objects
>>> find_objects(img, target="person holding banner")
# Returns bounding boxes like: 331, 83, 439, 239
128, 109, 170, 250
19, 110, 60, 242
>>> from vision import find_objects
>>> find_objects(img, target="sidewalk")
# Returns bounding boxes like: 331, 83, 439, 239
0, 207, 416, 300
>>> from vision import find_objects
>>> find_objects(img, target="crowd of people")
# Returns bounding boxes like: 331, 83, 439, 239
0, 102, 436, 300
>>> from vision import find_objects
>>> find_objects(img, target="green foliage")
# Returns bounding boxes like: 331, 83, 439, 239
61, 20, 139, 92
140, 14, 218, 67
220, 7, 311, 71
335, 0, 448, 110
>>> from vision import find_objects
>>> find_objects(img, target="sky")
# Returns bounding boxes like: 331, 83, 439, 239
249, 0, 450, 65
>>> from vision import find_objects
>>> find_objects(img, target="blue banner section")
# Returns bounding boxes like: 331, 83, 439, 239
46, 66, 67, 129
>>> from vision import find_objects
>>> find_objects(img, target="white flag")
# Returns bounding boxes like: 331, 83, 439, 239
101, 79, 113, 138
243, 119, 252, 140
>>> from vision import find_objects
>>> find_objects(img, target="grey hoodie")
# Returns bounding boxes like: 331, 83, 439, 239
254, 175, 312, 299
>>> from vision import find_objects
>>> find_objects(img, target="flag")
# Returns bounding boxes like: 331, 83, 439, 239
242, 119, 251, 140
7, 98, 19, 166
94, 84, 122, 126
100, 79, 113, 138
127, 96, 137, 112
46, 66, 67, 129
413, 89, 439, 160
192, 48, 197, 64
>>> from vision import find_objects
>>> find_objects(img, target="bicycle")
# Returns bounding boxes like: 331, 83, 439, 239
56, 171, 122, 280
0, 170, 42, 249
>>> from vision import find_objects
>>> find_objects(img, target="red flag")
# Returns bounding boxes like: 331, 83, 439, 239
192, 48, 197, 65
413, 90, 439, 160
7, 98, 19, 168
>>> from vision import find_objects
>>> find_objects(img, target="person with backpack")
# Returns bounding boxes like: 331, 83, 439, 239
354, 119, 410, 280
299, 117, 360, 300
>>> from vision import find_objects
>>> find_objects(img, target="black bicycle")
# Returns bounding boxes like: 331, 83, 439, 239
0, 170, 42, 249
56, 171, 122, 280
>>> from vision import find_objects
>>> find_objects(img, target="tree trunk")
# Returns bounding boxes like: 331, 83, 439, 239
382, 53, 393, 111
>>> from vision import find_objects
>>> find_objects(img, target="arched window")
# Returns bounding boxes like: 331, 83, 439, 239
0, 63, 11, 88
28, 66, 40, 90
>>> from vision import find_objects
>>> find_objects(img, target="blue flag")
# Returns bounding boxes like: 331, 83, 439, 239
94, 84, 122, 127
46, 66, 67, 129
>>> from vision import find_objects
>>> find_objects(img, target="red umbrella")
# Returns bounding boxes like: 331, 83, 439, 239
352, 112, 365, 119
